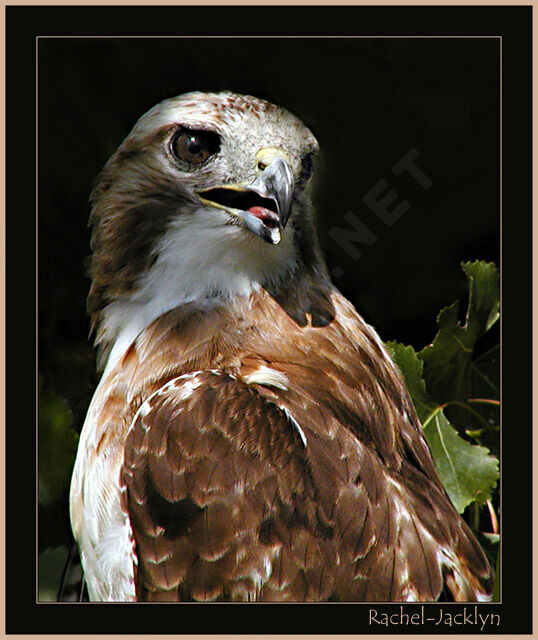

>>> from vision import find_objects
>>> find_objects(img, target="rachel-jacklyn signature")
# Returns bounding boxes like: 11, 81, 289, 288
369, 605, 500, 630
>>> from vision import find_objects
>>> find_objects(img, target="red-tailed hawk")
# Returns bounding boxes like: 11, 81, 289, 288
69, 91, 493, 602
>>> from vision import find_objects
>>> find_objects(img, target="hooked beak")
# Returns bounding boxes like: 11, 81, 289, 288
195, 157, 294, 245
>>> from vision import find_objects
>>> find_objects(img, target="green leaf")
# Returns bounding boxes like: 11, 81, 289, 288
422, 408, 499, 512
462, 261, 500, 338
468, 344, 500, 455
470, 344, 500, 400
38, 545, 69, 602
386, 341, 499, 513
385, 341, 431, 424
38, 384, 79, 505
482, 533, 500, 545
419, 261, 499, 405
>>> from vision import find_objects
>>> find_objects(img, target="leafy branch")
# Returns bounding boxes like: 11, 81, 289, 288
385, 260, 500, 542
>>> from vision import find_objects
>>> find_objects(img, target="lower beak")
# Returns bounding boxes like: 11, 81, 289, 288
195, 157, 294, 245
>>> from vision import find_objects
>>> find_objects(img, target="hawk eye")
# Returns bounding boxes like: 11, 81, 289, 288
171, 127, 220, 165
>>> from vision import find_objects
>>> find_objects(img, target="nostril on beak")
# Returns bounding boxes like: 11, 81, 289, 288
255, 147, 290, 174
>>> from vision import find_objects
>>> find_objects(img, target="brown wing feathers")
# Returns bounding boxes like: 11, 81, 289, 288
122, 371, 318, 601
113, 286, 494, 602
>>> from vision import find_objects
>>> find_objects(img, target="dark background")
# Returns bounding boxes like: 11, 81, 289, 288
6, 3, 531, 635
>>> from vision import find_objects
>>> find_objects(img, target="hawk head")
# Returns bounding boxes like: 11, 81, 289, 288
88, 91, 321, 368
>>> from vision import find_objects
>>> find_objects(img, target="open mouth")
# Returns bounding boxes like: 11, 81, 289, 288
197, 188, 280, 230
194, 157, 293, 246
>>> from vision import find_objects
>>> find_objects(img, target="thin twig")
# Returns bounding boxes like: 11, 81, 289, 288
486, 499, 499, 535
467, 398, 501, 407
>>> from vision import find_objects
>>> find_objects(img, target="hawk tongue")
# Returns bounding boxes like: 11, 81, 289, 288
247, 206, 280, 229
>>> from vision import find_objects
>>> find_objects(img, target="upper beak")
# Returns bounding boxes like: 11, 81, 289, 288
195, 157, 295, 245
